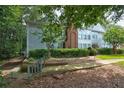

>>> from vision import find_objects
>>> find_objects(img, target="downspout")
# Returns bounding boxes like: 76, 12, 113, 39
26, 25, 29, 58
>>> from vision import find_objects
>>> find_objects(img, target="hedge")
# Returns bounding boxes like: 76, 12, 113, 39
97, 48, 124, 55
0, 49, 19, 60
97, 48, 113, 55
29, 49, 48, 58
51, 48, 89, 58
29, 48, 89, 58
29, 48, 124, 58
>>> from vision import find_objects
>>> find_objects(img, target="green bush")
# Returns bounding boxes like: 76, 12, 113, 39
116, 49, 124, 54
97, 48, 124, 55
88, 48, 97, 56
30, 48, 89, 58
29, 48, 124, 58
0, 76, 8, 87
51, 48, 89, 58
97, 48, 113, 55
0, 46, 20, 60
30, 49, 48, 59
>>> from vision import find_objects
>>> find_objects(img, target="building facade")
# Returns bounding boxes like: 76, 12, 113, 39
27, 25, 59, 50
27, 24, 111, 50
78, 24, 111, 48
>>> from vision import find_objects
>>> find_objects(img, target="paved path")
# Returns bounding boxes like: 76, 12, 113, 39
96, 59, 124, 65
2, 57, 124, 76
42, 58, 124, 75
1, 67, 20, 76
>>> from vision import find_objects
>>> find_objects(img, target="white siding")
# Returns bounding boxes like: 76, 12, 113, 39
78, 24, 111, 48
27, 26, 58, 50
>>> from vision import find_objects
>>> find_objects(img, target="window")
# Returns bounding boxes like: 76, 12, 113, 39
81, 34, 83, 40
92, 35, 95, 39
88, 44, 91, 47
88, 35, 90, 40
83, 44, 87, 48
84, 35, 87, 40
92, 34, 97, 39
81, 44, 83, 48
95, 35, 97, 39
79, 43, 82, 48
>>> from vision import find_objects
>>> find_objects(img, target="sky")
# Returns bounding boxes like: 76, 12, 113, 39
117, 19, 124, 27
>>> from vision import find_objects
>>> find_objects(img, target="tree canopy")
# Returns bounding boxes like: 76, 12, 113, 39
24, 5, 124, 48
104, 25, 124, 54
0, 6, 26, 59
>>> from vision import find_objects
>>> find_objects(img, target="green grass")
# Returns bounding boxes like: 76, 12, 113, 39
114, 61, 124, 67
96, 54, 124, 60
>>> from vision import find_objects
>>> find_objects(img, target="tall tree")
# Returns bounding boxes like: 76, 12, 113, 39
59, 5, 124, 47
25, 5, 124, 49
0, 6, 26, 59
104, 25, 124, 54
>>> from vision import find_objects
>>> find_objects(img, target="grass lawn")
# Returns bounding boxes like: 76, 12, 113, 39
96, 54, 124, 60
114, 61, 124, 68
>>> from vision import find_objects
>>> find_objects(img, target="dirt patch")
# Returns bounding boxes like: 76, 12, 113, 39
2, 57, 25, 68
8, 64, 124, 88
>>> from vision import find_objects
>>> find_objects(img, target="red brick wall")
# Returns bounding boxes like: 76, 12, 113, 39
65, 26, 78, 48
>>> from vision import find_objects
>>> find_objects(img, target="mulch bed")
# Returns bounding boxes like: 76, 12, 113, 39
8, 64, 124, 88
1, 57, 25, 69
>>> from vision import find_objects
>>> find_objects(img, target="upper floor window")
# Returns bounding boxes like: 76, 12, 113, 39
92, 34, 97, 39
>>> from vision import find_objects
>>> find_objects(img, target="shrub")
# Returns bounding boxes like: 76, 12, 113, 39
0, 47, 19, 60
30, 49, 48, 59
116, 49, 124, 54
92, 43, 99, 48
88, 48, 97, 56
0, 76, 8, 87
51, 48, 88, 58
30, 48, 89, 58
97, 48, 124, 55
97, 48, 113, 55
29, 48, 124, 59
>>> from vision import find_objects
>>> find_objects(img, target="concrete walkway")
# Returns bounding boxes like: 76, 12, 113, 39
1, 67, 20, 76
96, 59, 124, 65
42, 58, 124, 75
2, 57, 124, 76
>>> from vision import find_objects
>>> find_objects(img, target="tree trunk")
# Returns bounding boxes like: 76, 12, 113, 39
63, 26, 69, 48
47, 43, 51, 58
63, 23, 76, 48
112, 45, 117, 54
